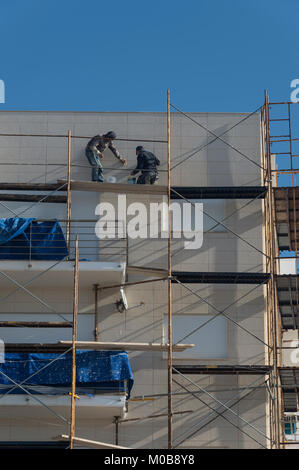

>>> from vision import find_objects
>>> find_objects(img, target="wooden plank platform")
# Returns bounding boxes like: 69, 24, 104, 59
127, 266, 168, 277
171, 186, 267, 199
5, 343, 71, 353
0, 183, 66, 191
59, 341, 194, 352
0, 321, 72, 328
0, 194, 67, 203
57, 179, 167, 195
173, 365, 272, 375
56, 434, 130, 450
172, 271, 270, 284
5, 341, 193, 353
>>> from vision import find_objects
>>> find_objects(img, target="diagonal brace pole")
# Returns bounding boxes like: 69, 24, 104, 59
0, 269, 70, 323
175, 279, 271, 349
173, 367, 271, 443
0, 347, 73, 398
0, 368, 70, 424
172, 377, 268, 449
173, 375, 266, 445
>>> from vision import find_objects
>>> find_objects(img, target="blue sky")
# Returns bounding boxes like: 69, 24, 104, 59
0, 0, 298, 112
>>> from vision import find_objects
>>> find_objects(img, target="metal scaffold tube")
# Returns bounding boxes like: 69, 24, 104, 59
167, 89, 173, 449
66, 130, 72, 254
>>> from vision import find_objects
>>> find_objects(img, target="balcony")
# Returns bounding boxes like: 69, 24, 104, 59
0, 218, 127, 287
0, 350, 133, 419
0, 260, 126, 288
0, 394, 127, 419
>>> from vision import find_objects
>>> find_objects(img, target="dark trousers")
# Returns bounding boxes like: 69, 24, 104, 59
137, 172, 157, 185
85, 147, 104, 182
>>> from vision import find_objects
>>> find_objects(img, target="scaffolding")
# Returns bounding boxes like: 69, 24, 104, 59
262, 93, 299, 447
0, 91, 297, 449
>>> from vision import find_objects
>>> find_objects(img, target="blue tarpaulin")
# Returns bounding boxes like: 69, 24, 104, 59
0, 217, 68, 260
0, 350, 134, 397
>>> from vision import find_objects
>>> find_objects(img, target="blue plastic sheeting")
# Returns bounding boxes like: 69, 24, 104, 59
0, 350, 134, 397
0, 217, 34, 243
0, 218, 68, 260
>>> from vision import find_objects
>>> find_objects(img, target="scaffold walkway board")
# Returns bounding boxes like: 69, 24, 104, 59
1, 342, 193, 353
276, 275, 299, 330
173, 365, 272, 375
57, 179, 168, 195
5, 343, 73, 353
0, 321, 72, 328
127, 265, 168, 277
59, 341, 194, 352
0, 183, 267, 199
171, 186, 267, 199
273, 187, 299, 251
0, 183, 66, 191
279, 367, 299, 412
172, 271, 270, 284
0, 194, 67, 203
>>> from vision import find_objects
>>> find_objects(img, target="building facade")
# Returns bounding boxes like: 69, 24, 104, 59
0, 109, 273, 448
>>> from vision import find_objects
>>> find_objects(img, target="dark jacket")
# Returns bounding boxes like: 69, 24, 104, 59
86, 135, 121, 160
132, 150, 160, 175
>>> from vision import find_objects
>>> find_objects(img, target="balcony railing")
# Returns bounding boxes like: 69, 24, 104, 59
0, 219, 127, 263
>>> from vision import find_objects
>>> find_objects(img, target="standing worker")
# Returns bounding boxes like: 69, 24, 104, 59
130, 146, 160, 184
85, 131, 127, 182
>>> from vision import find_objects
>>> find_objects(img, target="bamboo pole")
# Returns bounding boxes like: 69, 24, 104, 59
70, 236, 79, 450
167, 89, 173, 449
66, 130, 72, 254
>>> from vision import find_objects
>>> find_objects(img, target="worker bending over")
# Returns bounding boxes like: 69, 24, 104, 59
85, 131, 126, 182
130, 146, 160, 184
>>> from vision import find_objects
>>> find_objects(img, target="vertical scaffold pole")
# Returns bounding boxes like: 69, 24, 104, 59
66, 130, 72, 254
70, 236, 79, 449
167, 89, 173, 449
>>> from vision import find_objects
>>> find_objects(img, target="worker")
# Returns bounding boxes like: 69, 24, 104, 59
85, 131, 127, 182
130, 146, 160, 184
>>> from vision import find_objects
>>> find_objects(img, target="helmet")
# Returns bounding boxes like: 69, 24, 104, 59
136, 146, 144, 152
105, 131, 117, 139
